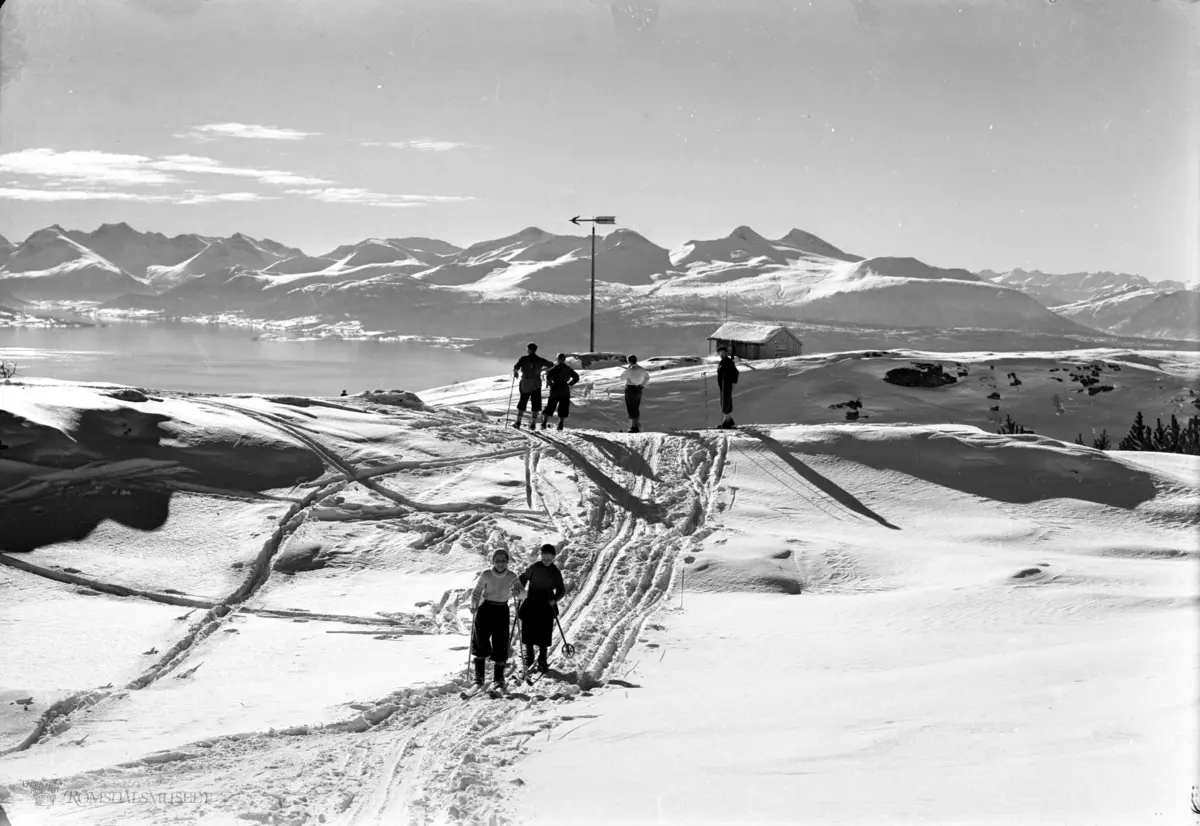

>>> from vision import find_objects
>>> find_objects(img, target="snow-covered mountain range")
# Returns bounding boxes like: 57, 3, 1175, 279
0, 223, 1193, 341
979, 268, 1198, 340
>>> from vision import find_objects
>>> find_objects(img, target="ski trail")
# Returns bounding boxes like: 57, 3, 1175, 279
3, 478, 335, 757
11, 422, 729, 823
199, 399, 515, 515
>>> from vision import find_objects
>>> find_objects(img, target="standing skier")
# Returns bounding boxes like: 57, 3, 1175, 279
541, 353, 581, 431
622, 355, 651, 433
469, 549, 527, 690
512, 343, 554, 430
518, 543, 568, 673
716, 345, 740, 429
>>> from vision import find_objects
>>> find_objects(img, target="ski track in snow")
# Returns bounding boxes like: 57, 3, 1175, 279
2, 395, 729, 825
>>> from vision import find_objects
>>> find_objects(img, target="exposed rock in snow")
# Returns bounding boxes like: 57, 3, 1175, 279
883, 361, 959, 387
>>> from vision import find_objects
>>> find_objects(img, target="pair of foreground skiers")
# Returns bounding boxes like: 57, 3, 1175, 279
469, 544, 567, 691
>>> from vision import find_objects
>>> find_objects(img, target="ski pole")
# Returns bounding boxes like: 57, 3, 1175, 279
503, 374, 516, 426
466, 605, 477, 681
509, 598, 522, 663
554, 615, 576, 658
702, 372, 708, 429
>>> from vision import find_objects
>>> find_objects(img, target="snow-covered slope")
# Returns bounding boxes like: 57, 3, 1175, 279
980, 267, 1155, 307
0, 233, 16, 268
1115, 290, 1200, 341
143, 234, 293, 290
0, 355, 1194, 824
261, 254, 339, 275
0, 226, 148, 299
1052, 285, 1164, 331
652, 242, 1086, 333
63, 222, 209, 280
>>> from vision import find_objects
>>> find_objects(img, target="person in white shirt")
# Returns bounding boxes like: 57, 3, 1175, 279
469, 549, 527, 689
622, 354, 651, 433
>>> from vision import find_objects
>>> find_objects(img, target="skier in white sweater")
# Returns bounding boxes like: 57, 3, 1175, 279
622, 354, 651, 433
469, 548, 527, 689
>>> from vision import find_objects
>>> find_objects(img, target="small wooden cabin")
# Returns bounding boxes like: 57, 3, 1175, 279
707, 322, 803, 360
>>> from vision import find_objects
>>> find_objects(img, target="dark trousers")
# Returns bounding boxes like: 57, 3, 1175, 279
519, 598, 557, 668
625, 385, 643, 419
518, 598, 556, 647
517, 389, 542, 413
544, 395, 570, 419
471, 601, 511, 663
718, 382, 734, 415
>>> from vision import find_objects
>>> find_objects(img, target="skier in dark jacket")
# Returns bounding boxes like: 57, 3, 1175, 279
716, 346, 739, 429
518, 543, 568, 673
512, 342, 554, 430
541, 353, 581, 431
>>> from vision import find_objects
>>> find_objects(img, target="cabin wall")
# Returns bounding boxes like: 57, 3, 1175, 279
709, 334, 803, 360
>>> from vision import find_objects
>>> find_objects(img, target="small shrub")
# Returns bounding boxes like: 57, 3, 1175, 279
997, 414, 1034, 435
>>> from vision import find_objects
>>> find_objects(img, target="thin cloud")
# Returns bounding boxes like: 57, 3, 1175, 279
176, 191, 277, 204
153, 155, 331, 186
0, 149, 178, 185
185, 123, 319, 141
384, 139, 469, 152
0, 187, 174, 202
0, 148, 331, 189
0, 186, 272, 203
285, 187, 475, 208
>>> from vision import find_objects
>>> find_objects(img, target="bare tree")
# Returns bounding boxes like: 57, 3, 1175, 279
0, 360, 16, 380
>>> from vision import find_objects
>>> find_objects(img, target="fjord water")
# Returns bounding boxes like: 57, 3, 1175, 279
0, 320, 514, 396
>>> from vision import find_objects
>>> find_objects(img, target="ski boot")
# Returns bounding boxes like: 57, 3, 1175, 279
556, 421, 564, 431
473, 657, 486, 688
493, 662, 507, 692
540, 418, 549, 430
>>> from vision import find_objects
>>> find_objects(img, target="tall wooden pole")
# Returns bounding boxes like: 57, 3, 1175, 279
590, 224, 596, 352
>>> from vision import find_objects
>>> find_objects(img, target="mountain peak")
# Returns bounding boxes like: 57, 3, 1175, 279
96, 221, 135, 234
727, 225, 765, 242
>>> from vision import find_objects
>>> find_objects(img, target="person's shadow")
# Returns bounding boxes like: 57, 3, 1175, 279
741, 427, 900, 530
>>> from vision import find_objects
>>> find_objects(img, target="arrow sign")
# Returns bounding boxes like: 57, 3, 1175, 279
570, 215, 617, 226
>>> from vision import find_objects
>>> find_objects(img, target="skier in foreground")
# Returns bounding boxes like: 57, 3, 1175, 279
716, 345, 739, 429
518, 543, 568, 673
512, 342, 554, 430
470, 549, 527, 691
622, 354, 651, 433
541, 353, 581, 430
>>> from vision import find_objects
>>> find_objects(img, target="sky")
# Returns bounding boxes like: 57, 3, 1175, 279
0, 0, 1196, 281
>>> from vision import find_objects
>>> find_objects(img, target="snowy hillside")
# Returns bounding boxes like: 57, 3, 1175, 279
1, 351, 1195, 824
0, 227, 148, 299
1051, 286, 1199, 341
1115, 290, 1200, 341
980, 267, 1157, 306
652, 244, 1086, 333
143, 234, 296, 290
0, 233, 15, 268
63, 223, 209, 280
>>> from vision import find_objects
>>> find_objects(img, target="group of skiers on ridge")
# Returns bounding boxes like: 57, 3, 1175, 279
469, 543, 567, 690
510, 342, 741, 433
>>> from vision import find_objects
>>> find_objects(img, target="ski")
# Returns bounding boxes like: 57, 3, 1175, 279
523, 660, 555, 687
460, 682, 491, 700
